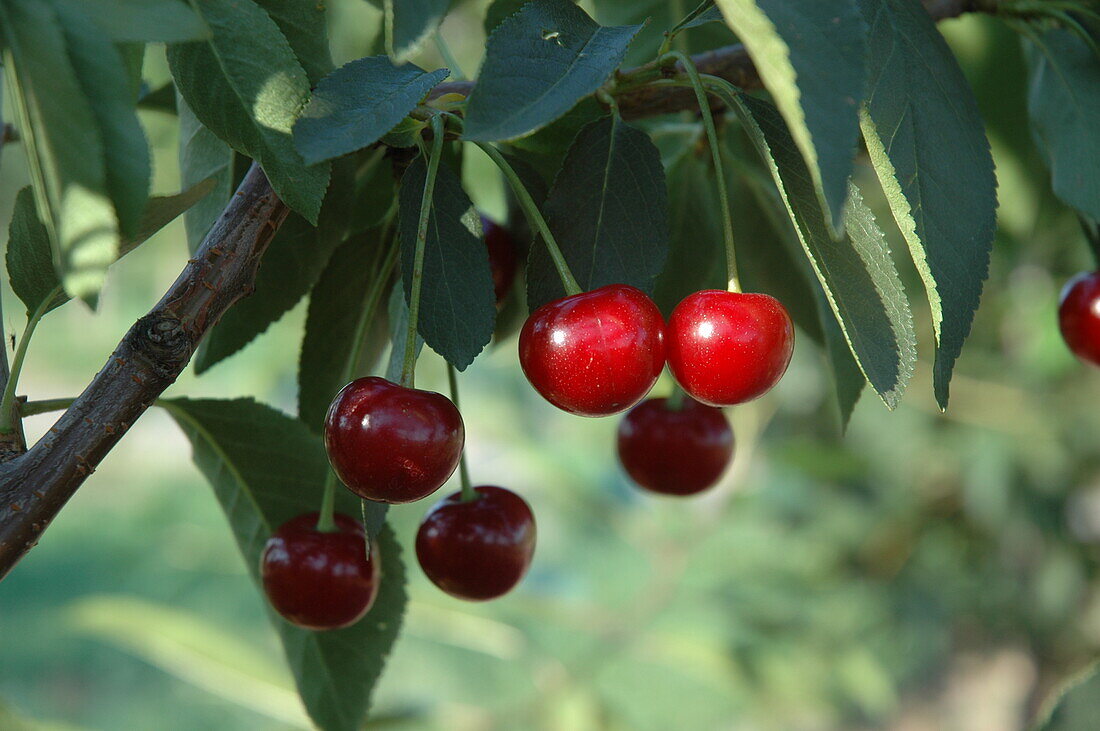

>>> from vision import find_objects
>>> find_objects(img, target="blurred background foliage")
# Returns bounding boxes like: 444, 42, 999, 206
1, 1, 1099, 729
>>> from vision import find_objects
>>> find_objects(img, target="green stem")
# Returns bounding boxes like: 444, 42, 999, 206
400, 115, 447, 388
434, 30, 465, 80
0, 287, 60, 433
19, 397, 76, 418
315, 477, 338, 532
663, 50, 741, 293
474, 141, 582, 296
446, 363, 476, 502
666, 382, 688, 411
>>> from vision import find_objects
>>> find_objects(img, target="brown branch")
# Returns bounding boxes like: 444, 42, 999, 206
0, 0, 990, 579
0, 163, 288, 578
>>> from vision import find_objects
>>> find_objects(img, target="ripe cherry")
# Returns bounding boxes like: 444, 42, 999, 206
482, 216, 518, 303
617, 396, 734, 496
415, 485, 536, 601
260, 512, 379, 630
324, 376, 464, 504
518, 284, 666, 417
1059, 271, 1100, 366
667, 290, 794, 407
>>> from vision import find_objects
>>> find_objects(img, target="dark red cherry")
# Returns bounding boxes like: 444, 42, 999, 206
324, 376, 464, 504
617, 397, 734, 496
415, 485, 536, 601
518, 284, 666, 417
482, 216, 518, 303
1059, 271, 1100, 366
667, 290, 794, 407
260, 512, 379, 630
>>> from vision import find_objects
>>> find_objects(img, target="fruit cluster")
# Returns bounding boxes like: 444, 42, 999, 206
260, 217, 794, 631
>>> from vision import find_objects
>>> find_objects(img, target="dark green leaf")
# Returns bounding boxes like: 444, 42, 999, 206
163, 398, 406, 731
398, 157, 496, 370
485, 0, 529, 33
299, 231, 394, 432
167, 0, 330, 223
348, 149, 398, 235
715, 0, 866, 232
670, 1, 723, 34
385, 280, 424, 382
527, 115, 669, 310
177, 94, 237, 252
463, 0, 641, 141
127, 178, 218, 253
500, 97, 603, 182
1026, 27, 1100, 222
294, 57, 449, 165
59, 0, 209, 42
6, 188, 61, 317
384, 0, 451, 62
55, 1, 151, 239
253, 0, 333, 85
0, 0, 119, 305
859, 0, 996, 409
195, 161, 355, 372
718, 87, 915, 408
1035, 663, 1100, 730
816, 286, 864, 430
138, 82, 178, 114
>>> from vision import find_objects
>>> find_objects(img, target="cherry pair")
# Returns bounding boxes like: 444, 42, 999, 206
518, 284, 795, 415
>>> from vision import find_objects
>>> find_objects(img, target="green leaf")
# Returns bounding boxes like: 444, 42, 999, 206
6, 181, 217, 318
670, 1, 723, 34
463, 0, 641, 142
60, 0, 209, 42
138, 82, 178, 114
167, 0, 330, 223
593, 0, 734, 64
384, 0, 451, 62
859, 0, 996, 410
54, 0, 151, 239
1026, 27, 1100, 222
527, 115, 669, 310
500, 96, 604, 183
163, 397, 407, 731
177, 94, 244, 253
348, 149, 397, 236
718, 87, 915, 408
298, 231, 393, 432
0, 0, 119, 305
6, 188, 61, 317
294, 57, 449, 165
253, 0, 333, 86
195, 160, 356, 372
714, 0, 865, 232
816, 287, 864, 430
1036, 662, 1100, 730
398, 157, 496, 370
484, 0, 529, 33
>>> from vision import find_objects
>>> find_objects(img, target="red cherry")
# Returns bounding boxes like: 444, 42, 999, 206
518, 284, 666, 416
415, 485, 536, 601
482, 216, 518, 303
260, 512, 379, 630
324, 376, 464, 504
617, 397, 734, 496
667, 290, 794, 407
1059, 271, 1100, 366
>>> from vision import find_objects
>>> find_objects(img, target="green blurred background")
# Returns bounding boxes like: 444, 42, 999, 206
2, 3, 1099, 729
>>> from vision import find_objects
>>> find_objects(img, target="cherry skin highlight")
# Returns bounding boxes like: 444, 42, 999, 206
667, 290, 794, 407
617, 397, 734, 496
518, 284, 666, 417
260, 512, 379, 631
482, 216, 518, 303
415, 485, 536, 601
1059, 271, 1100, 367
324, 376, 464, 504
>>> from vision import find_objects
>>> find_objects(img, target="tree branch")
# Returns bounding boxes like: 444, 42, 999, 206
0, 163, 288, 578
0, 0, 989, 579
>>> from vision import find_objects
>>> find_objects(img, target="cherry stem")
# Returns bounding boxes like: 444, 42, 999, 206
446, 362, 476, 502
434, 30, 465, 80
474, 141, 582, 296
663, 50, 741, 294
0, 286, 60, 434
318, 217, 400, 535
666, 382, 688, 412
401, 114, 447, 388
